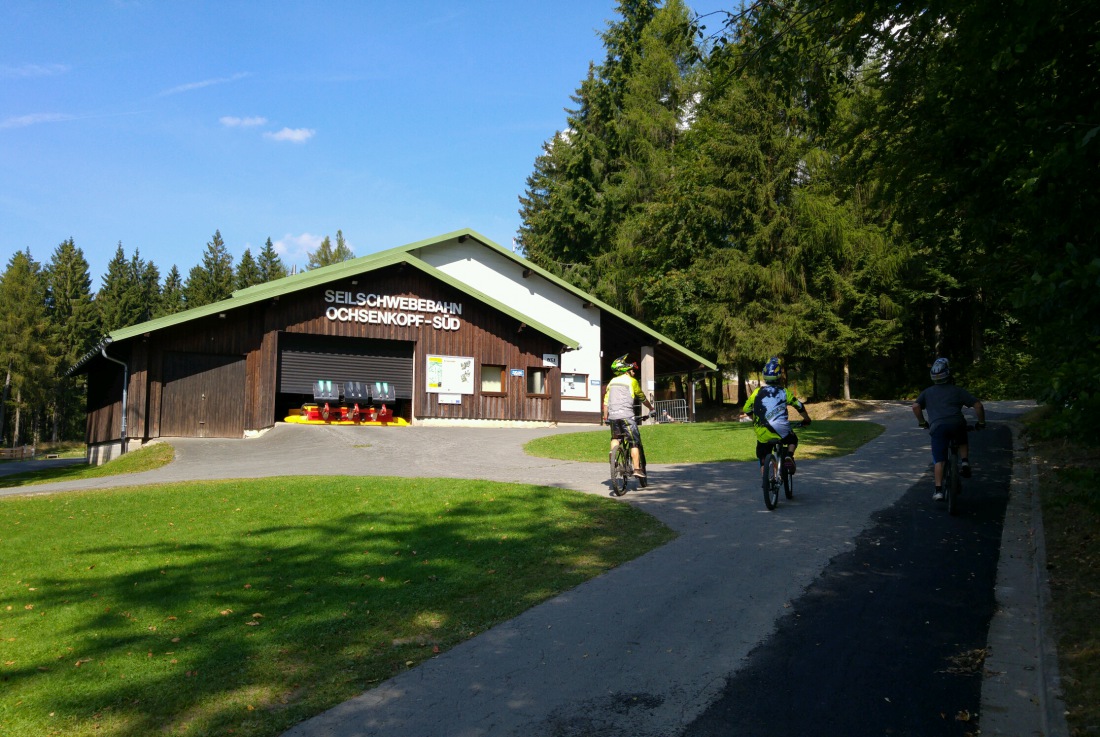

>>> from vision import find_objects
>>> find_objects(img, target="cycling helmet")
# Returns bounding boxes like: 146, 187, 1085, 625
930, 357, 950, 384
611, 354, 636, 375
763, 357, 782, 384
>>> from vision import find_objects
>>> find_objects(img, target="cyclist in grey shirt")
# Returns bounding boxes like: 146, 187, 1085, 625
912, 357, 986, 501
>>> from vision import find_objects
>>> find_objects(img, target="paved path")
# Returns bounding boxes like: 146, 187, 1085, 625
0, 400, 1063, 736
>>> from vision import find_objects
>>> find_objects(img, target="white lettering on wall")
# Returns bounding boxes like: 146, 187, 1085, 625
324, 290, 463, 330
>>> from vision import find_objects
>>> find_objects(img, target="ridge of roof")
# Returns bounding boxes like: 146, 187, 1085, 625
76, 228, 714, 374
98, 234, 577, 351
400, 229, 716, 371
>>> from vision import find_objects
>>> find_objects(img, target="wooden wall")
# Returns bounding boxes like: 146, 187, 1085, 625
85, 263, 568, 443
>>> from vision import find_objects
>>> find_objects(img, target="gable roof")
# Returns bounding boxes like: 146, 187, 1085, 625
71, 229, 715, 374
404, 229, 716, 372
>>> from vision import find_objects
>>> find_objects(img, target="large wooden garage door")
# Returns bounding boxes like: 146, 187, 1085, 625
278, 334, 413, 398
160, 352, 246, 438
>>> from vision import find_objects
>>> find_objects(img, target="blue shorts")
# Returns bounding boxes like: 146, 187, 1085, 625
930, 423, 968, 464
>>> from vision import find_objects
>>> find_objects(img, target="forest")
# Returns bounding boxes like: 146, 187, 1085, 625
1, 0, 1096, 446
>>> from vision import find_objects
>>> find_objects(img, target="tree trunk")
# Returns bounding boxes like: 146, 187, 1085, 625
0, 363, 10, 445
12, 388, 21, 447
843, 356, 851, 400
933, 298, 945, 357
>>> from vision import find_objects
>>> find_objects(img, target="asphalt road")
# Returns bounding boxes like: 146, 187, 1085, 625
1, 400, 1058, 736
683, 423, 1011, 736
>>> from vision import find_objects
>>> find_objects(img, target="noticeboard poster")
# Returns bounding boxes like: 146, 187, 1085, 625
426, 355, 475, 395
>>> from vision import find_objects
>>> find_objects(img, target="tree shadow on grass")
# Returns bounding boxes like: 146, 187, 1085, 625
1, 478, 670, 737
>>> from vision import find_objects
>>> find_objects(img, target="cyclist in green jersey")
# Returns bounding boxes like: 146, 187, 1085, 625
741, 357, 812, 479
602, 354, 653, 479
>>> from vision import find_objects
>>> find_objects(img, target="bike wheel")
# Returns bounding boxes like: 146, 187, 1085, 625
610, 446, 628, 497
638, 446, 648, 488
763, 456, 779, 510
783, 465, 794, 499
947, 451, 961, 516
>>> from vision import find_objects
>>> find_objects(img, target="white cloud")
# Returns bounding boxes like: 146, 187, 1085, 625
274, 233, 323, 268
220, 115, 268, 127
0, 63, 69, 78
264, 127, 315, 143
158, 72, 250, 97
0, 112, 74, 129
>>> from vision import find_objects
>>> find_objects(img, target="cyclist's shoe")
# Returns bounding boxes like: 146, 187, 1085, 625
633, 469, 647, 479
782, 457, 796, 475
932, 489, 945, 502
960, 460, 972, 478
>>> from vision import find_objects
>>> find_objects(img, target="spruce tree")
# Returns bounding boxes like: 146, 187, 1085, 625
236, 248, 261, 289
157, 266, 185, 317
97, 243, 147, 333
333, 230, 354, 262
0, 251, 56, 446
44, 239, 99, 440
258, 237, 288, 283
306, 232, 354, 269
184, 230, 235, 307
136, 252, 160, 324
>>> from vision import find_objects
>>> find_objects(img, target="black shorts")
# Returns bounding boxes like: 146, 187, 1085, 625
756, 432, 798, 462
610, 418, 641, 447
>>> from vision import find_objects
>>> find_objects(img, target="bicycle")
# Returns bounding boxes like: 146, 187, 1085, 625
761, 440, 793, 510
938, 423, 976, 516
608, 415, 649, 497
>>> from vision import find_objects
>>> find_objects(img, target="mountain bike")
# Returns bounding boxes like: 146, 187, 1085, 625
609, 415, 649, 497
761, 440, 793, 510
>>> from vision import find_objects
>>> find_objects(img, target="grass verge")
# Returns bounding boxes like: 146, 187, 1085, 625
1031, 429, 1100, 736
0, 476, 674, 737
524, 419, 884, 463
0, 444, 176, 488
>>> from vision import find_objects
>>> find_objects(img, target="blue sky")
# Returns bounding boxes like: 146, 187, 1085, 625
1, 1, 726, 290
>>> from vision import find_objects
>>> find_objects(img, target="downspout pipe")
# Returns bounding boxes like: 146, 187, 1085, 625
99, 339, 128, 454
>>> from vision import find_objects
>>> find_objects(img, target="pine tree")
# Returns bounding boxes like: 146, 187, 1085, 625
97, 242, 147, 333
236, 248, 261, 289
0, 251, 57, 446
518, 0, 703, 305
333, 230, 354, 262
157, 266, 185, 317
306, 232, 354, 269
258, 237, 288, 283
44, 239, 99, 440
184, 230, 235, 307
136, 252, 160, 324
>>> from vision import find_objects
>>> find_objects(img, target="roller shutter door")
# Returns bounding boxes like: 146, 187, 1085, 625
278, 334, 413, 398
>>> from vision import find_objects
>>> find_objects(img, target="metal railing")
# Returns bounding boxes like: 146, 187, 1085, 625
654, 399, 691, 423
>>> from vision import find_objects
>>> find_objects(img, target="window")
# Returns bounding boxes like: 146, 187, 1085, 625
560, 372, 588, 399
480, 364, 506, 395
526, 367, 550, 397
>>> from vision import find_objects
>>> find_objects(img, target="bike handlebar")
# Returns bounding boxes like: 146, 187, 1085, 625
605, 414, 651, 425
920, 422, 984, 431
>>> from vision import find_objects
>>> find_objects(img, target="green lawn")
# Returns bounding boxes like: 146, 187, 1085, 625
524, 419, 884, 463
0, 476, 674, 737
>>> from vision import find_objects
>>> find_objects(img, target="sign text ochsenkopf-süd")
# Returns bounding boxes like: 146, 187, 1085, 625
324, 290, 462, 330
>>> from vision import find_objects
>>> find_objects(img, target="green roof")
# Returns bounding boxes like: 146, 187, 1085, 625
78, 228, 715, 374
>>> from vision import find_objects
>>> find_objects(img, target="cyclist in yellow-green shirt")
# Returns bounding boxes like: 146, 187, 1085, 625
741, 357, 812, 480
602, 354, 653, 479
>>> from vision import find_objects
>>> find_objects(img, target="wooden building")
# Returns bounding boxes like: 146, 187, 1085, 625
71, 229, 715, 462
